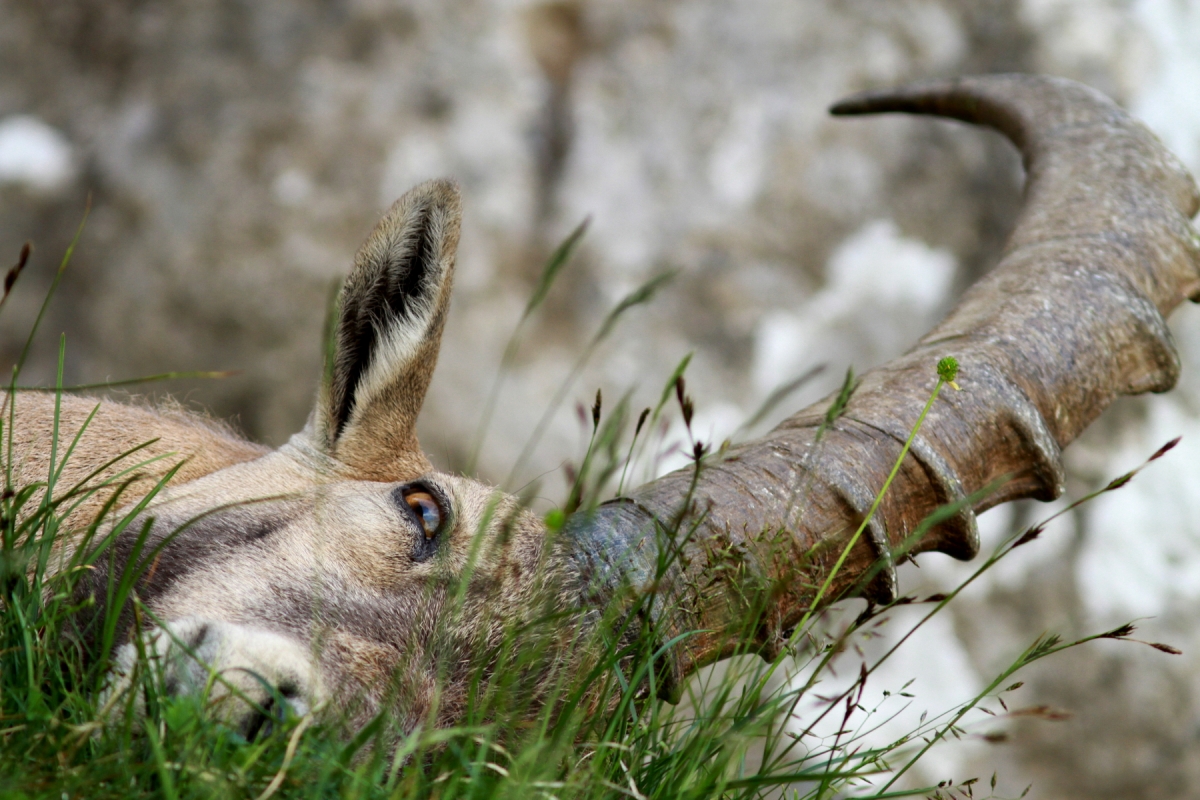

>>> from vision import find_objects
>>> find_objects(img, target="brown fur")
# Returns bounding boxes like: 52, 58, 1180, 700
3, 391, 268, 535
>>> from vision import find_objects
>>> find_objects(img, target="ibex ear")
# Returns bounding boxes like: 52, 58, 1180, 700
316, 179, 461, 480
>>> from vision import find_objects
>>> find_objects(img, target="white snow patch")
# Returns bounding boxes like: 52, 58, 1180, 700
1130, 0, 1200, 173
752, 219, 956, 395
272, 168, 315, 207
707, 98, 770, 209
1077, 398, 1200, 623
916, 497, 1079, 600
1020, 0, 1132, 66
0, 115, 77, 193
557, 85, 660, 279
786, 607, 984, 789
984, 498, 1076, 592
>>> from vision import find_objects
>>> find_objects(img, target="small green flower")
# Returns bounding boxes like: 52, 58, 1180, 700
937, 356, 961, 391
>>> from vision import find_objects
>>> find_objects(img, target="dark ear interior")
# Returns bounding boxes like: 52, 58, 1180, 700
318, 179, 461, 471
330, 201, 439, 439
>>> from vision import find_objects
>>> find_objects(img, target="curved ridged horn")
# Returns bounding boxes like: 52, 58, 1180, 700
565, 74, 1200, 698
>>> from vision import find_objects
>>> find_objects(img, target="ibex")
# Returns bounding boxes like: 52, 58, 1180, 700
9, 75, 1200, 737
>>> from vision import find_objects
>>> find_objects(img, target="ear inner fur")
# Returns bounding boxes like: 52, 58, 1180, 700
331, 203, 436, 440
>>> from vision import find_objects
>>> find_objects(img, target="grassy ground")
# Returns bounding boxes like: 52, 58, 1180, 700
0, 228, 1173, 800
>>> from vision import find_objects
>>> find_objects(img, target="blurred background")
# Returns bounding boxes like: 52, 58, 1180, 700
2, 0, 1200, 796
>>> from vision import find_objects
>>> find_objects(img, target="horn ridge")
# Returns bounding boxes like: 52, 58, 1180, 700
568, 75, 1200, 694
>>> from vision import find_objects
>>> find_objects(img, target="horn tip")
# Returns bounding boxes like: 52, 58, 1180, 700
828, 96, 868, 116
828, 78, 965, 119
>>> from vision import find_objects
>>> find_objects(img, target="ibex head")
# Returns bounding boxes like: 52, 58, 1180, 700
60, 180, 581, 733
15, 75, 1199, 737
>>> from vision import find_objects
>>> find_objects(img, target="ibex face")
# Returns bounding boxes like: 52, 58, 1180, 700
22, 75, 1199, 737
68, 181, 575, 733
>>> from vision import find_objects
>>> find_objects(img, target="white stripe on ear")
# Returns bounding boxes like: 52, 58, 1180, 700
348, 284, 440, 421
316, 179, 461, 479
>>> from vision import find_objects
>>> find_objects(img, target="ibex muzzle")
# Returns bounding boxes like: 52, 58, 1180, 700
11, 75, 1200, 735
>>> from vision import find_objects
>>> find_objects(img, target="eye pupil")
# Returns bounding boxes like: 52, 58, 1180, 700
404, 491, 442, 538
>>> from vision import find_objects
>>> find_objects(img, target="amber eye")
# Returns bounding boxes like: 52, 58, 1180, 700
403, 490, 443, 539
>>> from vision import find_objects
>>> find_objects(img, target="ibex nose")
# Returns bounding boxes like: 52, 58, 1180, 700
102, 617, 324, 738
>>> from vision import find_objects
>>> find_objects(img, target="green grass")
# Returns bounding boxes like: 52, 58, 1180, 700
0, 227, 1178, 799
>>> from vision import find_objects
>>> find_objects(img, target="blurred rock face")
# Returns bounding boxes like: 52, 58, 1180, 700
2, 1, 1200, 796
